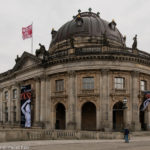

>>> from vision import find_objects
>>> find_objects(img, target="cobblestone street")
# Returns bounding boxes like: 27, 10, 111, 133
0, 137, 150, 150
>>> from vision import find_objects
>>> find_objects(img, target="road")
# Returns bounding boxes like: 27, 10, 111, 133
0, 137, 150, 150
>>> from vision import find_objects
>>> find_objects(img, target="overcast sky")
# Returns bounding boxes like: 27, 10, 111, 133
0, 0, 150, 73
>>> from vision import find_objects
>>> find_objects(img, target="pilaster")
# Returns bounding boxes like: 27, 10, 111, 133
67, 71, 76, 130
40, 75, 46, 125
131, 71, 141, 131
0, 89, 2, 122
35, 77, 41, 124
101, 69, 111, 131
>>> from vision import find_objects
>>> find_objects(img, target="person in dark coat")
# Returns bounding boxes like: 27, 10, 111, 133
124, 128, 130, 143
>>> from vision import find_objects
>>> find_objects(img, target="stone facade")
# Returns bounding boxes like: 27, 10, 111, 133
0, 10, 150, 132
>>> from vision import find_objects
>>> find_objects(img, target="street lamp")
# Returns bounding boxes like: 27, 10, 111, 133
123, 97, 128, 109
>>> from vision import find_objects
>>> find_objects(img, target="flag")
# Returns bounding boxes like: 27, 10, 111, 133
22, 24, 32, 40
141, 91, 150, 111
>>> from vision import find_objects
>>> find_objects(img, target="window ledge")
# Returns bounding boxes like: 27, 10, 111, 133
115, 89, 126, 92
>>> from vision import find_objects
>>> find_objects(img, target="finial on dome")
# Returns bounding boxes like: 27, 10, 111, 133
97, 12, 100, 17
51, 28, 57, 38
78, 9, 81, 13
88, 8, 92, 12
123, 35, 126, 47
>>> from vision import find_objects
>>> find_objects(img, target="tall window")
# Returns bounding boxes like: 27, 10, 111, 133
5, 107, 8, 122
82, 77, 94, 90
115, 77, 125, 89
140, 80, 147, 91
13, 89, 17, 99
4, 91, 8, 100
56, 79, 64, 92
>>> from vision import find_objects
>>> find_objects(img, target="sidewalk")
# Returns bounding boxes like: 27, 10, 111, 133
0, 136, 150, 148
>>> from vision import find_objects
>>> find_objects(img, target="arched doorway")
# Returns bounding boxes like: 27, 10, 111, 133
55, 103, 66, 129
139, 105, 146, 130
81, 102, 96, 131
113, 101, 124, 130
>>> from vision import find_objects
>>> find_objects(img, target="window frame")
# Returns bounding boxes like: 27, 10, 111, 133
4, 91, 8, 100
82, 77, 94, 90
140, 80, 147, 91
55, 79, 64, 92
13, 89, 17, 99
114, 77, 125, 90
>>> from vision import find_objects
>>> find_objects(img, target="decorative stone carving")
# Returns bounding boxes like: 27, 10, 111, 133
132, 34, 137, 49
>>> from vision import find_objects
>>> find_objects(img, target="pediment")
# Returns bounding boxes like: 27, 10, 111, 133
13, 52, 42, 71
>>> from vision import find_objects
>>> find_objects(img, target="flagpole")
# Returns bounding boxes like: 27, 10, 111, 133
31, 22, 33, 54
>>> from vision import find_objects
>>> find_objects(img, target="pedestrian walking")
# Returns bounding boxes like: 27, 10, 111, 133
124, 128, 130, 143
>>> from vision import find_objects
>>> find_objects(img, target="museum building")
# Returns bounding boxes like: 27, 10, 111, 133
0, 9, 150, 131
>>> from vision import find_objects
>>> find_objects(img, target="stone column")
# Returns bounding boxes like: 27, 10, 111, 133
15, 83, 21, 125
131, 71, 140, 131
40, 76, 46, 126
0, 89, 2, 123
10, 87, 14, 125
67, 71, 76, 130
101, 69, 111, 131
2, 102, 6, 123
45, 76, 51, 128
76, 108, 81, 130
35, 78, 41, 125
8, 87, 11, 125
96, 108, 100, 130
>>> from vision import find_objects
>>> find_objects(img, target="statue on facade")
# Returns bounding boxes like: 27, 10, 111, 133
15, 55, 20, 63
132, 34, 137, 49
123, 35, 126, 47
39, 43, 46, 50
36, 43, 46, 57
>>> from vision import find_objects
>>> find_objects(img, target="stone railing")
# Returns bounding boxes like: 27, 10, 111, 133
28, 130, 124, 140
0, 129, 124, 142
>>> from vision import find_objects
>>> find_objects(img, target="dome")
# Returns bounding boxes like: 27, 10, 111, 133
49, 10, 125, 52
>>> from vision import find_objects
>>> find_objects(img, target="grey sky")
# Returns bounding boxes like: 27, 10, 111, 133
0, 0, 150, 73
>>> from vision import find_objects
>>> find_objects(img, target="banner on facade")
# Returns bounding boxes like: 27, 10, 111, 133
141, 91, 150, 111
21, 85, 31, 127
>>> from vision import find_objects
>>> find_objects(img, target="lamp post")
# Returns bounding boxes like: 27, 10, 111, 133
123, 97, 128, 129
123, 97, 127, 109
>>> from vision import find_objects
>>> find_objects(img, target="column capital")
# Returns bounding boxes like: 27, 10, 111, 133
34, 76, 41, 81
39, 74, 47, 81
101, 69, 109, 75
68, 70, 76, 77
131, 71, 139, 77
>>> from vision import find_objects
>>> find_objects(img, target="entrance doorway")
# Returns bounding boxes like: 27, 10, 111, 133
113, 101, 124, 130
55, 103, 66, 129
140, 105, 146, 130
81, 102, 96, 130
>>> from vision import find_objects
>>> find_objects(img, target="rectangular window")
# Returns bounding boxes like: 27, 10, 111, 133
82, 77, 94, 90
56, 79, 64, 92
13, 89, 17, 99
140, 80, 147, 91
5, 91, 8, 100
5, 107, 8, 122
115, 77, 125, 89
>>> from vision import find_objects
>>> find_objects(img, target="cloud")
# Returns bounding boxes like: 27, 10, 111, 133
0, 0, 150, 73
